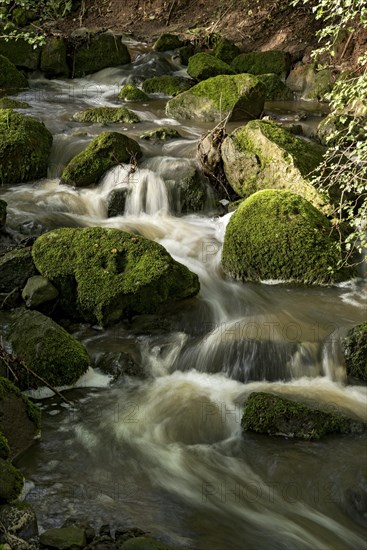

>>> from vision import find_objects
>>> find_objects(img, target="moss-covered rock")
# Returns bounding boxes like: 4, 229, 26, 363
0, 55, 28, 91
70, 30, 131, 78
286, 64, 333, 100
0, 501, 38, 543
118, 84, 148, 102
32, 227, 200, 326
39, 527, 87, 549
242, 392, 366, 439
222, 189, 353, 284
22, 275, 59, 308
166, 73, 265, 122
178, 44, 195, 65
153, 33, 184, 52
0, 199, 6, 230
0, 109, 52, 185
9, 309, 90, 388
142, 75, 193, 97
213, 38, 240, 65
121, 536, 177, 550
0, 377, 41, 458
221, 120, 327, 211
0, 247, 37, 293
342, 323, 367, 382
73, 107, 140, 124
140, 127, 181, 141
0, 97, 30, 109
256, 73, 294, 100
187, 52, 235, 81
40, 37, 69, 78
0, 38, 41, 70
0, 458, 23, 503
232, 50, 291, 78
61, 131, 142, 187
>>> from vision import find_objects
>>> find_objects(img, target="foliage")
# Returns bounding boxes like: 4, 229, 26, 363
291, 0, 367, 270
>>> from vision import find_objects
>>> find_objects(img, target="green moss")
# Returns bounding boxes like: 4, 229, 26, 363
343, 323, 367, 381
32, 227, 200, 326
213, 38, 240, 65
0, 109, 52, 185
118, 84, 148, 102
61, 131, 142, 187
256, 74, 294, 100
0, 458, 23, 503
9, 310, 90, 387
187, 52, 235, 81
0, 433, 9, 460
232, 50, 291, 77
153, 34, 184, 52
0, 97, 29, 109
0, 55, 28, 90
142, 75, 193, 97
0, 38, 41, 70
0, 377, 41, 431
222, 189, 353, 284
73, 107, 140, 124
140, 127, 181, 141
40, 37, 69, 78
71, 32, 131, 78
242, 392, 366, 439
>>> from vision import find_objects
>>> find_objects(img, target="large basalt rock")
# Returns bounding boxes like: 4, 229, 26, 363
187, 52, 235, 81
342, 323, 367, 382
0, 247, 37, 293
222, 189, 353, 284
32, 227, 200, 326
221, 120, 327, 211
0, 38, 41, 70
61, 131, 142, 187
166, 74, 265, 122
142, 75, 193, 96
242, 392, 366, 439
70, 30, 131, 78
73, 106, 140, 124
9, 309, 90, 388
232, 50, 291, 78
0, 109, 52, 185
0, 55, 28, 90
40, 37, 69, 78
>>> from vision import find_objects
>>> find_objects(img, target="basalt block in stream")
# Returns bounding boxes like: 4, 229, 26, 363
32, 227, 200, 327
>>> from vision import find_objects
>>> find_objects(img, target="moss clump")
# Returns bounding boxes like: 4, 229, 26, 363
342, 323, 367, 382
142, 75, 193, 97
153, 33, 184, 52
0, 376, 41, 432
40, 37, 69, 78
118, 84, 148, 102
213, 38, 240, 65
61, 131, 142, 187
0, 433, 9, 460
232, 50, 291, 78
9, 310, 90, 387
0, 97, 29, 109
140, 127, 181, 141
0, 109, 52, 185
32, 227, 200, 327
0, 38, 40, 70
222, 189, 353, 284
242, 392, 366, 439
256, 73, 294, 100
0, 458, 23, 503
187, 52, 235, 81
166, 74, 265, 122
73, 107, 140, 124
0, 55, 28, 91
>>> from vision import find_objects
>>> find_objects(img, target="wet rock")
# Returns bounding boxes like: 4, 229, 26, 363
73, 107, 140, 124
0, 288, 22, 311
39, 526, 87, 549
0, 458, 23, 503
0, 199, 6, 230
118, 84, 148, 102
62, 518, 95, 543
0, 501, 38, 542
142, 75, 193, 97
187, 52, 235, 81
0, 38, 41, 71
169, 166, 212, 214
114, 527, 146, 545
153, 33, 184, 52
0, 247, 37, 293
345, 478, 367, 526
40, 37, 69, 78
242, 392, 366, 439
213, 37, 240, 65
256, 73, 294, 101
107, 188, 129, 218
342, 323, 367, 382
140, 127, 181, 141
0, 109, 52, 185
232, 50, 291, 78
94, 351, 145, 380
286, 63, 333, 100
0, 55, 28, 90
22, 275, 59, 308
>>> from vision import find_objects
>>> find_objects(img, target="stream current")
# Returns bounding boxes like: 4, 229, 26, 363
1, 41, 367, 549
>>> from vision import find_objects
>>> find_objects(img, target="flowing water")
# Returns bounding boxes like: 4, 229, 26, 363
1, 43, 367, 549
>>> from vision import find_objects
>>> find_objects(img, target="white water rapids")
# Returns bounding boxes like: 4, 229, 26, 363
1, 45, 366, 549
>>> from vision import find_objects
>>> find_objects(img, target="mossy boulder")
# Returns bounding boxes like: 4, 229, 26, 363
153, 33, 184, 52
40, 37, 69, 78
221, 120, 327, 211
61, 131, 142, 187
286, 64, 333, 100
0, 458, 23, 503
242, 392, 366, 439
166, 74, 265, 122
213, 38, 240, 65
187, 52, 235, 81
342, 323, 367, 382
9, 309, 90, 388
232, 50, 291, 78
0, 247, 37, 293
39, 527, 87, 549
0, 109, 52, 185
256, 73, 294, 101
222, 189, 353, 284
0, 38, 41, 70
32, 227, 200, 326
0, 377, 41, 459
142, 75, 193, 97
140, 127, 181, 141
72, 107, 140, 124
118, 84, 148, 102
0, 199, 6, 230
70, 30, 131, 78
0, 97, 29, 109
0, 55, 28, 91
